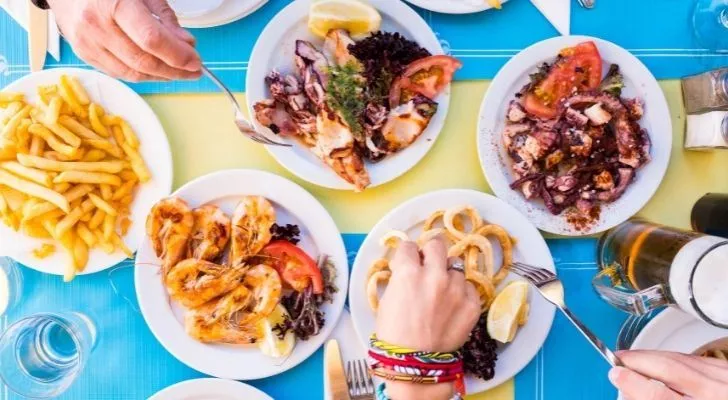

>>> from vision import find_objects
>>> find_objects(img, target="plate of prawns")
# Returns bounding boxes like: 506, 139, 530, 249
135, 169, 348, 380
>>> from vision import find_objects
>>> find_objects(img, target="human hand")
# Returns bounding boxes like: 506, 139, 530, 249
48, 0, 202, 82
609, 350, 728, 400
375, 237, 481, 353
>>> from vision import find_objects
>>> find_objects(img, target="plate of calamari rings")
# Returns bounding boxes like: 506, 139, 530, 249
135, 169, 348, 380
349, 189, 556, 394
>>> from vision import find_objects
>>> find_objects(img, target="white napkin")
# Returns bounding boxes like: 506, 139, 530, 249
530, 0, 570, 36
0, 0, 61, 61
323, 310, 369, 400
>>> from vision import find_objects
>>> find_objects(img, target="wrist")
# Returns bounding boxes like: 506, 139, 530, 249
385, 381, 455, 400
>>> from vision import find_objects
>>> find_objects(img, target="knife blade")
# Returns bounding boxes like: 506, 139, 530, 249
28, 2, 48, 72
325, 339, 351, 400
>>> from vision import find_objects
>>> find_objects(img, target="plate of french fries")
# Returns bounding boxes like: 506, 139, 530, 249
0, 68, 172, 281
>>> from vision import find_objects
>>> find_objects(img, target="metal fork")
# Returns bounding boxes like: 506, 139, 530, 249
511, 261, 622, 367
346, 359, 375, 400
201, 65, 291, 147
577, 0, 595, 9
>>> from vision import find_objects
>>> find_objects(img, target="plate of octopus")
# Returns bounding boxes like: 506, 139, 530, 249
349, 189, 556, 394
477, 36, 671, 235
134, 169, 348, 380
247, 0, 460, 191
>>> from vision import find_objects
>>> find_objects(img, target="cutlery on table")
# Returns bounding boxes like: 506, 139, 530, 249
577, 0, 595, 8
510, 261, 622, 367
201, 65, 291, 147
346, 359, 375, 400
27, 0, 48, 72
325, 340, 352, 400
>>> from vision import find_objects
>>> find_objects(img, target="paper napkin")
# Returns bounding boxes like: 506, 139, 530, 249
0, 0, 61, 61
530, 0, 570, 36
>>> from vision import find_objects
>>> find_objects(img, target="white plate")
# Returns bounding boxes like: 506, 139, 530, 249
617, 308, 728, 400
246, 0, 450, 191
178, 0, 269, 28
149, 378, 273, 400
349, 189, 556, 394
477, 36, 672, 236
0, 68, 173, 276
404, 0, 508, 14
135, 169, 349, 380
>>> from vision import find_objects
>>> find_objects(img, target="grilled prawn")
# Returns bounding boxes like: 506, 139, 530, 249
230, 197, 275, 267
189, 204, 231, 261
146, 197, 194, 276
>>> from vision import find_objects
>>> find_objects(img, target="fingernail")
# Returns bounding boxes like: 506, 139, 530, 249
608, 367, 623, 386
184, 58, 202, 72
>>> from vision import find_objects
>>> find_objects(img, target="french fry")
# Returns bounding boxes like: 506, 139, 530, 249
119, 195, 133, 206
82, 149, 106, 162
0, 186, 26, 211
118, 170, 137, 182
0, 143, 17, 161
58, 115, 102, 141
40, 217, 58, 239
44, 149, 85, 161
15, 119, 32, 153
28, 124, 77, 157
16, 153, 126, 174
59, 75, 87, 119
0, 190, 7, 214
72, 234, 90, 272
36, 208, 65, 222
76, 222, 96, 247
36, 85, 57, 105
53, 171, 121, 186
0, 169, 69, 212
103, 213, 115, 241
22, 220, 52, 239
109, 232, 133, 258
1, 105, 32, 141
89, 104, 110, 138
31, 243, 55, 259
99, 184, 113, 200
80, 210, 92, 222
2, 212, 19, 231
0, 161, 52, 186
121, 143, 150, 183
93, 229, 114, 254
0, 92, 24, 105
1, 102, 23, 125
119, 121, 139, 149
88, 192, 117, 216
111, 179, 136, 201
56, 199, 94, 238
46, 97, 63, 125
67, 76, 90, 106
102, 115, 122, 126
88, 209, 105, 230
119, 216, 131, 236
111, 125, 125, 147
45, 122, 82, 148
85, 139, 123, 158
53, 182, 72, 193
29, 135, 44, 156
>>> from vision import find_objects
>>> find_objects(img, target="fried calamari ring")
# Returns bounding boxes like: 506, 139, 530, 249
448, 234, 495, 278
475, 224, 513, 286
444, 205, 483, 240
367, 258, 390, 282
379, 230, 410, 249
417, 228, 447, 248
367, 269, 391, 312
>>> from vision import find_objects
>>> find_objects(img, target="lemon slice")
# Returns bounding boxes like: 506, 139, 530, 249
308, 0, 382, 38
257, 304, 296, 358
487, 280, 529, 343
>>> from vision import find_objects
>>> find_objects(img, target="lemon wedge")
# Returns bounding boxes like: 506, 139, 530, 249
258, 304, 296, 358
308, 0, 382, 38
487, 280, 529, 343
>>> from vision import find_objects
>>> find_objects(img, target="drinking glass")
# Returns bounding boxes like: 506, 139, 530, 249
693, 0, 728, 51
0, 257, 22, 316
593, 219, 728, 328
0, 312, 97, 398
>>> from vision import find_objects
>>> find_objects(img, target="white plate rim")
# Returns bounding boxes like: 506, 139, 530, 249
178, 0, 270, 28
246, 0, 450, 191
403, 0, 509, 14
348, 188, 556, 394
0, 67, 173, 276
476, 35, 672, 236
149, 378, 273, 400
134, 168, 349, 380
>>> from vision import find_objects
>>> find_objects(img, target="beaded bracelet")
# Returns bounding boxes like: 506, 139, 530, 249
369, 334, 461, 364
375, 382, 464, 400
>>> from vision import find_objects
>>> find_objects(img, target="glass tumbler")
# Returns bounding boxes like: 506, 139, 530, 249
0, 312, 97, 398
0, 256, 22, 316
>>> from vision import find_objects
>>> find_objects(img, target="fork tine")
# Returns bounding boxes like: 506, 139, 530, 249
346, 361, 355, 397
359, 359, 374, 395
363, 359, 375, 394
514, 262, 555, 281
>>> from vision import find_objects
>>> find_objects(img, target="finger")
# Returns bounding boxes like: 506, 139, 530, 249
113, 0, 201, 72
623, 351, 728, 384
617, 350, 728, 398
105, 21, 200, 80
421, 236, 447, 272
88, 47, 157, 82
464, 279, 480, 305
143, 0, 197, 45
448, 267, 466, 289
608, 367, 683, 400
390, 241, 421, 275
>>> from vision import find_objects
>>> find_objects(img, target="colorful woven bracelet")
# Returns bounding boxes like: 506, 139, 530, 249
369, 334, 461, 364
369, 351, 464, 377
370, 366, 464, 384
375, 382, 464, 400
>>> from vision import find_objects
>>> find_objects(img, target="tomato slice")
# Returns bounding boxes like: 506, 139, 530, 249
523, 41, 603, 119
260, 241, 324, 294
389, 55, 462, 108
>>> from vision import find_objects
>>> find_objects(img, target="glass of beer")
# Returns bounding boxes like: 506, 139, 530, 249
594, 219, 728, 328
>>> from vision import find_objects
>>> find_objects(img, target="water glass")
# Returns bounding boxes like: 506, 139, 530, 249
0, 312, 97, 398
693, 0, 728, 51
0, 257, 22, 316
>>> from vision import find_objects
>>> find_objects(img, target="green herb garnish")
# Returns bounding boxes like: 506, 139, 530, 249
325, 62, 367, 138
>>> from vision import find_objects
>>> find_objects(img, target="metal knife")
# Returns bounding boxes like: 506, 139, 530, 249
28, 1, 49, 72
325, 339, 351, 400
